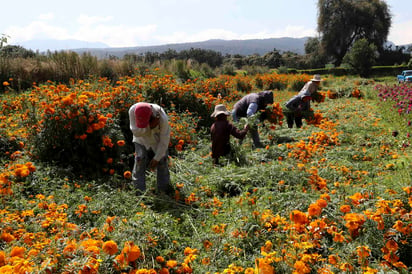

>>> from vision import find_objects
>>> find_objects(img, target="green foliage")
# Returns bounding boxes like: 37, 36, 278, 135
317, 0, 391, 65
0, 45, 36, 58
343, 38, 377, 77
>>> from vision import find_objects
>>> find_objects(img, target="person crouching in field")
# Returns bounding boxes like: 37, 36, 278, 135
211, 104, 249, 165
129, 102, 173, 195
284, 91, 312, 128
284, 74, 322, 128
231, 90, 273, 148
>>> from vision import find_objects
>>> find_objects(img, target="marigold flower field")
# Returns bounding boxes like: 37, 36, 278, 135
0, 72, 411, 273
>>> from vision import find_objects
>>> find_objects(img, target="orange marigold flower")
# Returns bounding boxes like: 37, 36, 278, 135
0, 250, 5, 266
102, 240, 118, 255
10, 246, 25, 258
316, 198, 328, 208
122, 241, 141, 262
385, 239, 398, 251
1, 232, 15, 243
156, 256, 165, 264
308, 203, 322, 217
184, 247, 198, 255
202, 257, 211, 265
356, 245, 370, 259
290, 210, 309, 225
340, 205, 351, 213
294, 260, 310, 274
159, 268, 170, 274
117, 140, 126, 146
166, 260, 178, 268
123, 171, 132, 179
333, 232, 345, 243
255, 258, 275, 274
328, 254, 339, 265
203, 239, 212, 250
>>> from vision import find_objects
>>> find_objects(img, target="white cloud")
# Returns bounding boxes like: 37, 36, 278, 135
388, 20, 412, 45
74, 24, 158, 47
77, 14, 113, 26
38, 13, 54, 21
153, 25, 317, 46
7, 21, 70, 42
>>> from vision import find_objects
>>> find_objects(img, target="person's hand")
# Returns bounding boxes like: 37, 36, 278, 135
149, 159, 159, 170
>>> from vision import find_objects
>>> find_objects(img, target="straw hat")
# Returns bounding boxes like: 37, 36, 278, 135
311, 74, 323, 82
211, 104, 230, 118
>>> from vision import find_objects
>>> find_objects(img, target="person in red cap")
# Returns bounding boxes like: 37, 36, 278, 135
128, 102, 172, 195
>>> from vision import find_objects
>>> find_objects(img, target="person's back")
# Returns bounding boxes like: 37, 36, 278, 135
210, 104, 249, 165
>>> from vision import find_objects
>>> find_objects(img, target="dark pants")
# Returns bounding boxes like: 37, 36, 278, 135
286, 113, 303, 128
132, 143, 172, 194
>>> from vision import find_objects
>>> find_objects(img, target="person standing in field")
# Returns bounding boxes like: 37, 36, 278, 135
232, 90, 273, 148
211, 104, 249, 165
129, 102, 172, 195
284, 74, 322, 128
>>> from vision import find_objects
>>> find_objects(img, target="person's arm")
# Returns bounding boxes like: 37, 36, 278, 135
153, 108, 171, 162
246, 102, 258, 117
230, 123, 249, 139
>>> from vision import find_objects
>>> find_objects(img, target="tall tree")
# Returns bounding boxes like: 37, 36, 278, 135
317, 0, 391, 66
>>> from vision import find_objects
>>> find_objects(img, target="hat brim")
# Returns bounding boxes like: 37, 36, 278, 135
211, 111, 230, 118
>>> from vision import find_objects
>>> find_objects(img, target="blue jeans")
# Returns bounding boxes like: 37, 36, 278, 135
132, 143, 171, 193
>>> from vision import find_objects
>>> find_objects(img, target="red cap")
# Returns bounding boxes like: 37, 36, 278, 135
134, 103, 152, 128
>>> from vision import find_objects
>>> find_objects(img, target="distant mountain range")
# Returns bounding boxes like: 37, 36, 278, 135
17, 37, 310, 57
16, 37, 411, 58
18, 39, 109, 52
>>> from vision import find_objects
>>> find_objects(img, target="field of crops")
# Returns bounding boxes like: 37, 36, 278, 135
0, 72, 411, 273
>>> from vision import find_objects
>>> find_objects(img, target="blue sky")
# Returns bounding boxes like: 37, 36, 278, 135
2, 0, 411, 48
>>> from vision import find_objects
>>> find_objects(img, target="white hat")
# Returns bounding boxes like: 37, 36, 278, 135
311, 74, 323, 82
211, 104, 230, 118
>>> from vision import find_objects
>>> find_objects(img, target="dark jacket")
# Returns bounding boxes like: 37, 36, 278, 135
233, 90, 273, 118
285, 89, 311, 113
211, 120, 248, 159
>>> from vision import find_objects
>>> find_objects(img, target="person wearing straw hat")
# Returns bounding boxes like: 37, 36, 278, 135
284, 74, 322, 128
211, 104, 249, 165
129, 102, 172, 195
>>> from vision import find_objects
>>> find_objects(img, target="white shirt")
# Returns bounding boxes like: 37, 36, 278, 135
129, 103, 171, 161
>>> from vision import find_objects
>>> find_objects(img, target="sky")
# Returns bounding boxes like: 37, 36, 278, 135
2, 0, 412, 49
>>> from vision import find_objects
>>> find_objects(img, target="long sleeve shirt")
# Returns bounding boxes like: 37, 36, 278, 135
211, 119, 248, 158
129, 103, 170, 161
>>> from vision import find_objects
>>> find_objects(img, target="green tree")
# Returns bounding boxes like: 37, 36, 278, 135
304, 37, 328, 68
343, 38, 377, 77
262, 48, 282, 68
0, 34, 10, 48
317, 0, 391, 66
0, 45, 36, 58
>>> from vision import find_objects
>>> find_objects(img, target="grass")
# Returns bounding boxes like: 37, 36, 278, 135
0, 75, 411, 273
